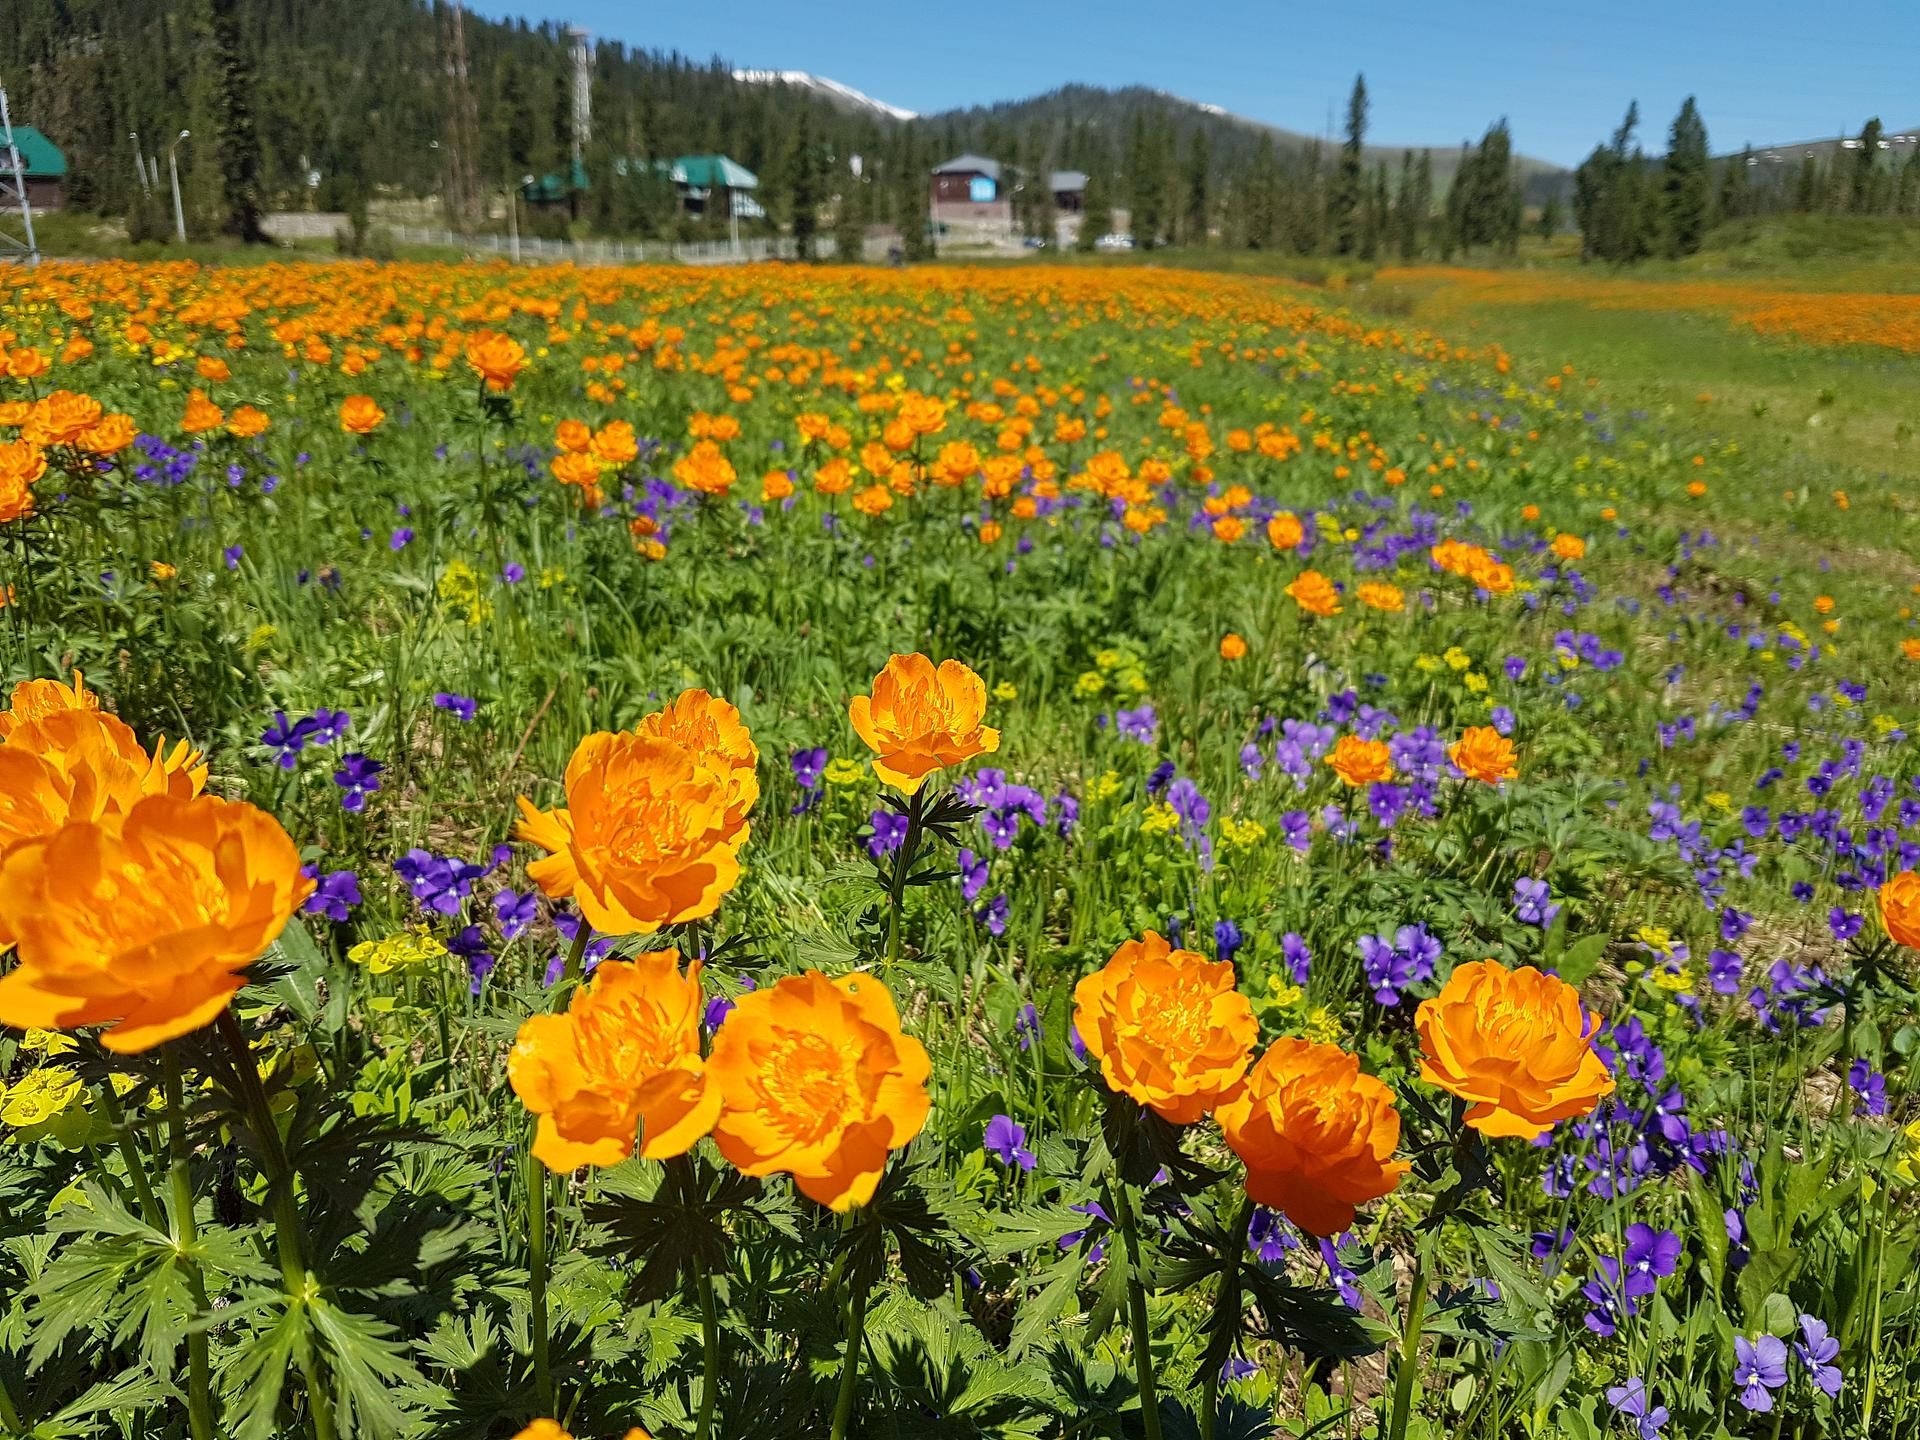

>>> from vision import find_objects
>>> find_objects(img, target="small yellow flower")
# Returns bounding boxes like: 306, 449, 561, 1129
1414, 654, 1442, 673
1219, 816, 1267, 850
1075, 671, 1107, 697
1634, 925, 1674, 956
1, 1067, 83, 1127
1462, 672, 1488, 693
1894, 1120, 1920, 1185
992, 681, 1018, 702
1303, 1006, 1342, 1045
1094, 648, 1121, 671
1704, 791, 1732, 811
1260, 976, 1304, 1010
245, 623, 278, 655
20, 1029, 78, 1057
347, 926, 450, 975
1140, 802, 1179, 837
1872, 714, 1900, 735
823, 758, 867, 786
1442, 647, 1471, 671
1653, 968, 1693, 993
1091, 770, 1122, 802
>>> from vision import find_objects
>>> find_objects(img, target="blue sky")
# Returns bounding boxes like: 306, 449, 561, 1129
472, 0, 1917, 166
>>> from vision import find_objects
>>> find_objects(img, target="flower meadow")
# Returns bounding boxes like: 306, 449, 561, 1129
1, 257, 1919, 1440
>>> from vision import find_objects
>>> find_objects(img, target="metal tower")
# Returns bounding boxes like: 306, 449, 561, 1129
0, 86, 39, 265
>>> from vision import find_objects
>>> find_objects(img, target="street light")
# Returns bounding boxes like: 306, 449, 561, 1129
167, 129, 189, 245
130, 131, 150, 195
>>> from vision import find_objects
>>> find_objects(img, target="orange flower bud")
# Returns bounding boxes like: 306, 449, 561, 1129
1072, 931, 1257, 1125
1219, 632, 1247, 660
848, 654, 999, 795
1415, 959, 1614, 1140
708, 969, 930, 1211
1217, 1038, 1409, 1236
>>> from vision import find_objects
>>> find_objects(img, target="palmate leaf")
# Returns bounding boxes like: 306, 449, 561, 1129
1007, 1249, 1085, 1358
867, 1297, 1052, 1437
311, 1295, 424, 1440
585, 1154, 776, 1305
39, 1368, 179, 1440
1240, 1267, 1388, 1359
219, 1299, 303, 1440
27, 1187, 196, 1377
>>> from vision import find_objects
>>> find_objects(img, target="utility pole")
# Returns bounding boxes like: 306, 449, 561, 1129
569, 28, 592, 162
0, 86, 39, 265
131, 130, 151, 194
168, 129, 190, 244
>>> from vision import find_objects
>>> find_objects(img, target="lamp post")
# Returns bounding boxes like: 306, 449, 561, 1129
167, 129, 189, 245
130, 131, 150, 195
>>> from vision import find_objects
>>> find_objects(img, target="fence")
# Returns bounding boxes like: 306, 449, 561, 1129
380, 224, 837, 266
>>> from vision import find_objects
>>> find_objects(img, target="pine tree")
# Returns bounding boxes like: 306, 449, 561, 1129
1538, 194, 1562, 240
787, 106, 820, 260
1720, 146, 1752, 222
1185, 128, 1211, 247
1078, 167, 1111, 251
1662, 96, 1710, 256
1243, 136, 1278, 249
1333, 74, 1367, 254
1853, 117, 1885, 212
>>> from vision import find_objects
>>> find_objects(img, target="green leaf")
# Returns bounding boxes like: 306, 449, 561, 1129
1555, 932, 1609, 986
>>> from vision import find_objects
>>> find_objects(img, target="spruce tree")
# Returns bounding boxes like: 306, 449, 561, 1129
1853, 118, 1885, 212
1333, 74, 1367, 254
1720, 146, 1752, 222
1662, 96, 1710, 256
1185, 128, 1211, 247
1078, 168, 1111, 251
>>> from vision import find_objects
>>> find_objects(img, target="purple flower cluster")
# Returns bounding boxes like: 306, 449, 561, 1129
1357, 923, 1441, 1006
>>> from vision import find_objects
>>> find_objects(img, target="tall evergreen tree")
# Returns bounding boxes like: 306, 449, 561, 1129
786, 106, 820, 260
1662, 97, 1711, 256
1720, 146, 1752, 222
1184, 128, 1211, 247
1333, 73, 1367, 254
1078, 166, 1112, 251
1853, 117, 1885, 212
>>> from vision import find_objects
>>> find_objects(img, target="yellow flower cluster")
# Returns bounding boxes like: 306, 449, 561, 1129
347, 926, 451, 974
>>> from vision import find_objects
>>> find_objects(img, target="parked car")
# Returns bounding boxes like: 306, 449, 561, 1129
1021, 236, 1047, 250
1094, 233, 1135, 250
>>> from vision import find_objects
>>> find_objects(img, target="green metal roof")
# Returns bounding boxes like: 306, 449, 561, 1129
520, 156, 590, 202
673, 155, 757, 190
4, 126, 66, 178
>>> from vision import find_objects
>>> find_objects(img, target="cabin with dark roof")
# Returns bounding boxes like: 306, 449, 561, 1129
931, 154, 1002, 204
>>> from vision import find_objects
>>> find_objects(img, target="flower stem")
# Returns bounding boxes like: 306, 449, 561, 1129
884, 789, 925, 969
163, 1048, 216, 1440
828, 1267, 870, 1440
0, 1368, 23, 1434
95, 1078, 165, 1228
1201, 1195, 1257, 1440
695, 1269, 721, 1440
1109, 1175, 1163, 1440
526, 1140, 554, 1417
215, 1013, 338, 1440
1384, 1235, 1434, 1440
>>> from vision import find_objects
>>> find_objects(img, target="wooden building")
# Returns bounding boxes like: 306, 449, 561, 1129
3, 126, 66, 211
931, 154, 1001, 204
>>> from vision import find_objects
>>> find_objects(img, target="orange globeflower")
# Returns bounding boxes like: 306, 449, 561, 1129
1326, 734, 1393, 788
23, 390, 103, 446
897, 393, 948, 436
1449, 726, 1519, 784
591, 420, 639, 467
78, 413, 136, 455
1550, 533, 1586, 562
1072, 931, 1257, 1125
1266, 513, 1304, 550
1284, 569, 1342, 617
673, 439, 737, 496
180, 389, 224, 435
1415, 959, 1614, 1140
508, 949, 720, 1171
555, 418, 594, 454
634, 688, 760, 835
1356, 581, 1404, 613
226, 405, 270, 439
0, 794, 311, 1053
707, 969, 931, 1211
1903, 637, 1920, 662
848, 654, 999, 795
1881, 871, 1920, 949
0, 466, 34, 525
1217, 1038, 1409, 1237
762, 469, 794, 502
515, 727, 752, 937
1219, 632, 1248, 660
851, 483, 893, 517
339, 394, 386, 434
465, 330, 527, 391
0, 439, 49, 492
